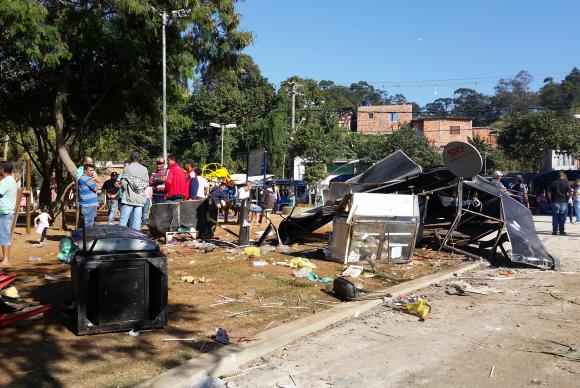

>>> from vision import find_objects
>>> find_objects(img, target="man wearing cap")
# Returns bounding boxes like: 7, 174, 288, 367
492, 171, 506, 191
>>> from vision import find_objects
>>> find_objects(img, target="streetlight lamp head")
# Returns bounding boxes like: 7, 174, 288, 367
225, 124, 237, 129
209, 122, 221, 128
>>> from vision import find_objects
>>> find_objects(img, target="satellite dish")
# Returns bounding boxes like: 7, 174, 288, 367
443, 141, 483, 178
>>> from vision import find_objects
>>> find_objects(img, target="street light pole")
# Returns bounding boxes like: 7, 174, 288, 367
158, 7, 190, 167
162, 10, 168, 166
210, 122, 237, 166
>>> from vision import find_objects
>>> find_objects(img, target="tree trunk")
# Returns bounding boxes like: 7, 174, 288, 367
55, 89, 78, 177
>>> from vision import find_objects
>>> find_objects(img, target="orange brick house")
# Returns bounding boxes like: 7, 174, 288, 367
356, 104, 413, 134
412, 117, 497, 149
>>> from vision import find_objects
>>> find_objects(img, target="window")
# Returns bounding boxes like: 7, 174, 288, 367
389, 112, 400, 122
449, 125, 461, 135
368, 112, 374, 119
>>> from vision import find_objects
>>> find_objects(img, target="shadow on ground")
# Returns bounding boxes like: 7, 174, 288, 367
0, 269, 230, 388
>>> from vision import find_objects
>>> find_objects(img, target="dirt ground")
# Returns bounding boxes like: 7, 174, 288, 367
0, 215, 467, 388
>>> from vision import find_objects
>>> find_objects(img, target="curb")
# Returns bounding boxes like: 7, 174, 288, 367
136, 260, 484, 388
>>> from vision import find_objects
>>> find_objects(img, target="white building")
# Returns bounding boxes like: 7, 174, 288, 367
542, 150, 580, 172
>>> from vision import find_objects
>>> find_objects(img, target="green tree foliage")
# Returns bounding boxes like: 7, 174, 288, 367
493, 70, 537, 115
352, 126, 441, 168
0, 0, 251, 206
539, 68, 580, 113
182, 55, 276, 169
498, 112, 580, 171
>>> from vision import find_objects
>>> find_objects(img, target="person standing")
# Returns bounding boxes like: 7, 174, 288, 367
33, 208, 52, 247
492, 171, 506, 191
150, 158, 166, 204
142, 185, 153, 226
119, 151, 149, 231
511, 175, 529, 208
573, 180, 580, 224
190, 167, 208, 200
164, 155, 188, 201
548, 171, 570, 236
258, 187, 277, 224
0, 161, 17, 266
78, 161, 99, 228
103, 171, 120, 224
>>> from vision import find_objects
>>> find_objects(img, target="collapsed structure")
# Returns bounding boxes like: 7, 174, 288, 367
279, 149, 558, 270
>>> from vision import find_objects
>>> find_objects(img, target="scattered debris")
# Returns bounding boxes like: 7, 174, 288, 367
162, 337, 198, 342
29, 256, 42, 262
489, 365, 496, 378
1, 286, 19, 299
276, 245, 290, 254
341, 265, 364, 278
181, 275, 209, 284
187, 240, 217, 252
289, 257, 316, 270
43, 274, 69, 281
306, 272, 333, 284
384, 295, 431, 321
446, 280, 499, 296
252, 260, 268, 267
244, 246, 261, 258
128, 329, 141, 337
214, 328, 230, 345
292, 268, 311, 278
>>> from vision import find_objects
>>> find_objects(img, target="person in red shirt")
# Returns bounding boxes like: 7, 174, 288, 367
164, 155, 189, 201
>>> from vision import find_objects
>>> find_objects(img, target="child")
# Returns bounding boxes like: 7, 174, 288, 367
34, 209, 52, 247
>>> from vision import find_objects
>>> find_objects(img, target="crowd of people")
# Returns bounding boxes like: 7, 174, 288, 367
79, 152, 283, 231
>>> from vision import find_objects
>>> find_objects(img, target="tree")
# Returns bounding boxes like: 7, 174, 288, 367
182, 55, 276, 169
498, 112, 580, 171
352, 126, 441, 168
0, 0, 251, 207
453, 88, 499, 126
493, 70, 538, 115
424, 98, 454, 116
539, 68, 580, 113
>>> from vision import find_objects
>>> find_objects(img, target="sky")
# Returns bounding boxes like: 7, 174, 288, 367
236, 0, 580, 105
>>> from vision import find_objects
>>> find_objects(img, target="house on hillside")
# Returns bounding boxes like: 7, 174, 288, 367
411, 117, 497, 149
356, 104, 413, 134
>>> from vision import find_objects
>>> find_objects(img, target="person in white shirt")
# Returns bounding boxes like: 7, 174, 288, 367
190, 167, 208, 199
34, 209, 52, 247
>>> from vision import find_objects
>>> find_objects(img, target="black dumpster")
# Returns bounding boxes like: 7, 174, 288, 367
70, 225, 167, 335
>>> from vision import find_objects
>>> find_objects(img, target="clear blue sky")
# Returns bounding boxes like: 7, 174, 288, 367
237, 0, 580, 105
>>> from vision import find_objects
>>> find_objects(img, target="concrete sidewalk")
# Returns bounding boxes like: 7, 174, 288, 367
223, 216, 580, 388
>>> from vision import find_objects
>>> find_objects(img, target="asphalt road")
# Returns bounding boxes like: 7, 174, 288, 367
225, 216, 580, 388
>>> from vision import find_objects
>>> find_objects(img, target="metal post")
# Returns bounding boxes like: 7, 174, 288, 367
3, 135, 8, 160
263, 149, 268, 182
291, 86, 296, 130
238, 198, 250, 245
162, 11, 168, 167
221, 124, 224, 166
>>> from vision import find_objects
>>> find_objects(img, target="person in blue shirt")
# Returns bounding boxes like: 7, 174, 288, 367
78, 162, 98, 228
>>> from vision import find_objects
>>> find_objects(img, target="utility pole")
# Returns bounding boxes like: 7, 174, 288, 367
162, 10, 168, 166
160, 7, 191, 167
288, 81, 302, 131
3, 135, 8, 160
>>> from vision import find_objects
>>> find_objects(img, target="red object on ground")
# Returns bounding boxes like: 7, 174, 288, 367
164, 164, 189, 199
0, 271, 52, 328
0, 305, 52, 328
0, 272, 16, 290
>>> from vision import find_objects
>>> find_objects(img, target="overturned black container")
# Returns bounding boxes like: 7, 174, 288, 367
70, 225, 167, 335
